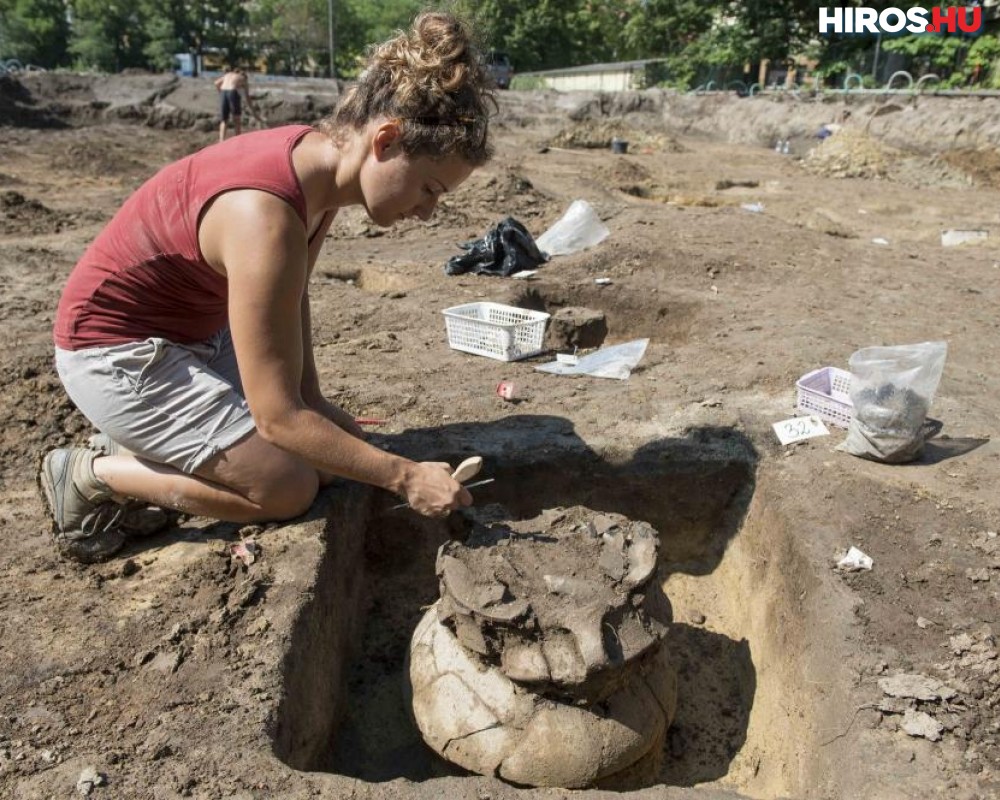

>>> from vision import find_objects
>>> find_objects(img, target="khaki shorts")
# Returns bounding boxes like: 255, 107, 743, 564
55, 328, 257, 474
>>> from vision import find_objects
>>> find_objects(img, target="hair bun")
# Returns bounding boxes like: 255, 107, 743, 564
324, 11, 495, 165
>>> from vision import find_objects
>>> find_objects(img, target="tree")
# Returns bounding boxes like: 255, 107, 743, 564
140, 0, 182, 72
68, 0, 148, 71
0, 0, 71, 67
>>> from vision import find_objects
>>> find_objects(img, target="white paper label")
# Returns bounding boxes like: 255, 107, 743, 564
772, 415, 830, 445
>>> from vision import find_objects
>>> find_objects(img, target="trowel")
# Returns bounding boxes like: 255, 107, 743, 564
451, 456, 483, 483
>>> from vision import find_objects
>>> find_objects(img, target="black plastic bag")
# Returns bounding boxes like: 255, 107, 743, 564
445, 217, 548, 277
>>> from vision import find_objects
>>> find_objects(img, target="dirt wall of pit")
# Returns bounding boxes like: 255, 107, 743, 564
510, 89, 1000, 155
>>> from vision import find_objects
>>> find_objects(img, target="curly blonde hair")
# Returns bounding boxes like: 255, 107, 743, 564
319, 12, 495, 165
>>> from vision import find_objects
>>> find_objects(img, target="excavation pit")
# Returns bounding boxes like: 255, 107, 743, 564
508, 281, 698, 345
271, 417, 830, 796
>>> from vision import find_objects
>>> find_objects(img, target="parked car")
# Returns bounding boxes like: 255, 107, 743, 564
484, 50, 513, 89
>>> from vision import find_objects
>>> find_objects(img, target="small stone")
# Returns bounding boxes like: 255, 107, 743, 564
917, 617, 934, 629
691, 612, 707, 625
76, 766, 105, 796
147, 650, 182, 675
966, 568, 990, 582
246, 616, 270, 636
950, 633, 974, 654
901, 709, 943, 741
120, 559, 140, 577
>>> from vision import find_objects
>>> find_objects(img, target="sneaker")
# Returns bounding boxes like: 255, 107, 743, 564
38, 448, 127, 563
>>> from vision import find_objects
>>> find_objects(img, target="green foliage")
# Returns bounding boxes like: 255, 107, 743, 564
141, 1, 180, 72
813, 59, 851, 82
0, 0, 996, 88
881, 32, 964, 69
249, 0, 330, 75
69, 0, 149, 71
0, 0, 71, 67
335, 0, 421, 75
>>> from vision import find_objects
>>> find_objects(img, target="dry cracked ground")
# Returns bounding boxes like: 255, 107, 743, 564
0, 73, 998, 800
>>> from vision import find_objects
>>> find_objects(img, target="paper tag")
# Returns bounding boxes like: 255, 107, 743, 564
772, 415, 830, 445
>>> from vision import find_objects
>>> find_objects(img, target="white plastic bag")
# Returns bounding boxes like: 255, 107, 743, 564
535, 339, 648, 380
838, 341, 947, 463
535, 200, 610, 256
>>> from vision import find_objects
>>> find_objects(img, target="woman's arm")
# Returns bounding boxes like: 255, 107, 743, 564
297, 211, 363, 437
200, 190, 469, 515
299, 210, 334, 402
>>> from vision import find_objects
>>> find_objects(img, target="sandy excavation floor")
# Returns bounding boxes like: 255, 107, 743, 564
1, 75, 999, 800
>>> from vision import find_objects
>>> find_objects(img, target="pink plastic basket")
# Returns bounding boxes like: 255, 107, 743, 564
795, 367, 854, 428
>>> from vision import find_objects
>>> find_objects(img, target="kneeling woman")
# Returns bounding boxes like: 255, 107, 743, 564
40, 12, 492, 562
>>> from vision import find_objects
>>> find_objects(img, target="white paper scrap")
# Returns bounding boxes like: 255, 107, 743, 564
772, 415, 830, 445
837, 546, 873, 572
941, 229, 988, 247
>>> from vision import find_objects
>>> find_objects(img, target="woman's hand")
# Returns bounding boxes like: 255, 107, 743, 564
402, 462, 473, 518
310, 397, 366, 440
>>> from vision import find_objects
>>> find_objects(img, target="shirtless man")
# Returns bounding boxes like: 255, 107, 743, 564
214, 68, 257, 142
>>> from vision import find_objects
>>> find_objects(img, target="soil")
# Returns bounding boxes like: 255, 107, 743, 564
1, 74, 999, 800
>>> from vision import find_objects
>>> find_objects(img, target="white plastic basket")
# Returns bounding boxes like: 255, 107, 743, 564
442, 302, 550, 362
795, 366, 854, 428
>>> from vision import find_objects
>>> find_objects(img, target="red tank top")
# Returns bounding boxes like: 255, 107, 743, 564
54, 124, 315, 349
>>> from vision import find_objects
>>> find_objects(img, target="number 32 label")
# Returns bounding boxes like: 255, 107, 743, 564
772, 415, 830, 446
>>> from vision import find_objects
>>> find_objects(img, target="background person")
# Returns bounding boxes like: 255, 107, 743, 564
39, 12, 494, 563
214, 67, 258, 141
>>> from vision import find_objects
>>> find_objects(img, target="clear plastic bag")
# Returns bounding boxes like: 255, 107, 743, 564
535, 339, 648, 380
838, 341, 947, 463
535, 200, 610, 256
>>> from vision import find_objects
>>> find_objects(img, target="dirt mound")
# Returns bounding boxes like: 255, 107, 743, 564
1, 72, 340, 132
0, 74, 67, 128
802, 128, 893, 179
567, 91, 666, 120
434, 166, 552, 231
803, 129, 978, 189
1, 191, 63, 234
943, 147, 1000, 189
548, 120, 685, 154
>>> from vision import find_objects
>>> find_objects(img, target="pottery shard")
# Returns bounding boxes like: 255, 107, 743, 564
901, 709, 944, 741
436, 506, 670, 697
409, 604, 676, 789
502, 641, 551, 682
878, 673, 957, 702
545, 306, 608, 351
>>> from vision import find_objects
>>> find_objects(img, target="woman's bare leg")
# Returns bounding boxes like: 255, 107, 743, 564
93, 432, 319, 523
